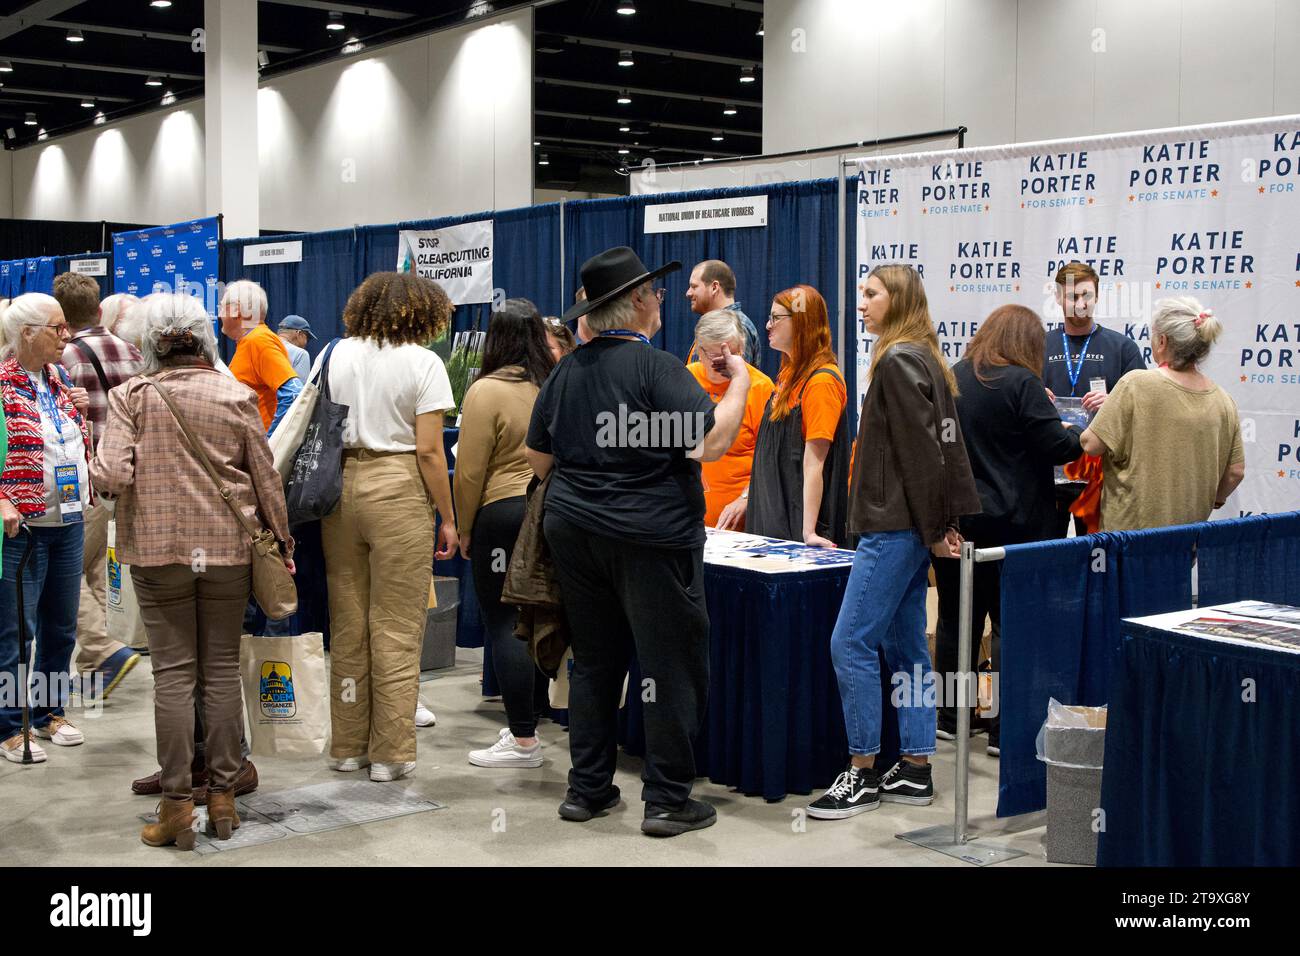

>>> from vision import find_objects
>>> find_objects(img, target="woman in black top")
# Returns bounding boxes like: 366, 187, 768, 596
934, 305, 1083, 752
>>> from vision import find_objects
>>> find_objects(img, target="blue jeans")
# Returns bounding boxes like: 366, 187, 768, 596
0, 523, 84, 740
830, 529, 936, 757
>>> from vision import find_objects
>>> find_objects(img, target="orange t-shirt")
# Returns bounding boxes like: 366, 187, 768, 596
777, 362, 847, 441
229, 324, 299, 430
687, 361, 776, 528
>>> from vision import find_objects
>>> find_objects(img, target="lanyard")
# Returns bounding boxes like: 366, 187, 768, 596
598, 329, 651, 345
1062, 329, 1095, 396
28, 370, 69, 455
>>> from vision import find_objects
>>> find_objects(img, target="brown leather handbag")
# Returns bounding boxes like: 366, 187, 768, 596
143, 376, 298, 620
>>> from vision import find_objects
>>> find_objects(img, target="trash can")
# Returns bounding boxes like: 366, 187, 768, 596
420, 575, 460, 671
1037, 698, 1107, 865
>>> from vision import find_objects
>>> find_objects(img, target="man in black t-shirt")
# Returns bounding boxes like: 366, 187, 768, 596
1043, 261, 1147, 535
526, 246, 750, 837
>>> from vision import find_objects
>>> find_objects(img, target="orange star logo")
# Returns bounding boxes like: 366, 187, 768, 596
1210, 189, 1219, 197
1245, 281, 1253, 289
1155, 282, 1162, 289
1259, 186, 1266, 194
1020, 202, 1025, 209
922, 208, 928, 215
1281, 470, 1288, 479
1296, 279, 1300, 287
892, 209, 898, 216
1241, 375, 1248, 382
1128, 195, 1135, 202
1014, 284, 1020, 292
984, 204, 990, 211
949, 286, 955, 292
1087, 197, 1095, 205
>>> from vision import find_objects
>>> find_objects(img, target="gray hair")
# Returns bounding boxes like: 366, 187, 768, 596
100, 293, 139, 335
693, 308, 744, 351
1150, 296, 1223, 371
220, 279, 268, 323
0, 293, 60, 360
584, 281, 648, 335
139, 293, 219, 375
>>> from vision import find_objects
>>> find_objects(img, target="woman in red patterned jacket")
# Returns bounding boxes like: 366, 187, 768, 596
0, 292, 92, 765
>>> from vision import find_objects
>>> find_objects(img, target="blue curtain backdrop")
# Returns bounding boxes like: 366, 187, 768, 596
1198, 511, 1300, 606
563, 179, 841, 388
0, 253, 111, 298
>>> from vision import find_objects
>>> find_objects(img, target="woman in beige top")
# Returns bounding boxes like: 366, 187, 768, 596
453, 299, 556, 768
1081, 296, 1246, 531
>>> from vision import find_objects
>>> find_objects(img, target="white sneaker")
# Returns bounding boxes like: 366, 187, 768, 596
469, 731, 543, 768
329, 755, 370, 772
0, 732, 47, 764
415, 701, 436, 728
369, 761, 416, 782
32, 716, 83, 747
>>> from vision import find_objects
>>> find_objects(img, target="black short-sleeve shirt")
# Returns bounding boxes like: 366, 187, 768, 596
526, 338, 717, 549
1042, 323, 1146, 398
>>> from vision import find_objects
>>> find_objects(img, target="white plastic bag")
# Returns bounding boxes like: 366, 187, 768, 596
1035, 697, 1107, 770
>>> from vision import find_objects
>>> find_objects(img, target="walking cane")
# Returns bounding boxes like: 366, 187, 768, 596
13, 520, 35, 764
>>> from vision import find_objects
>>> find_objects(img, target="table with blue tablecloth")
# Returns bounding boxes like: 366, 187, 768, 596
1098, 604, 1300, 867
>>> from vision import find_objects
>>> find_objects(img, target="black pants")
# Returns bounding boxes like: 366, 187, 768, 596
471, 497, 548, 739
544, 513, 710, 809
1054, 483, 1088, 538
932, 555, 1000, 743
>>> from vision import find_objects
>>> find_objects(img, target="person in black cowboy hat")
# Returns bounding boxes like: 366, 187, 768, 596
525, 246, 751, 837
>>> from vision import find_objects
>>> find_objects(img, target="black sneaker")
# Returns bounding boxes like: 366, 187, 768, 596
806, 764, 879, 819
558, 786, 621, 822
878, 759, 934, 805
641, 798, 717, 837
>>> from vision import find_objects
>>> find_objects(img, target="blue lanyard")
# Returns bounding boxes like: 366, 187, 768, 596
598, 329, 651, 345
1062, 329, 1095, 396
29, 371, 69, 452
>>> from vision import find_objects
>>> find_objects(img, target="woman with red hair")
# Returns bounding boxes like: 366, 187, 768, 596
745, 285, 849, 547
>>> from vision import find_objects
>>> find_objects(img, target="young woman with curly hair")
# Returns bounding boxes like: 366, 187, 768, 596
316, 271, 459, 782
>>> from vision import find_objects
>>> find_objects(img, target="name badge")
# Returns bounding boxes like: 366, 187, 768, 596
56, 463, 83, 524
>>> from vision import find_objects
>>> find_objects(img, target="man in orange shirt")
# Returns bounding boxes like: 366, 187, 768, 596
220, 280, 302, 435
686, 309, 775, 530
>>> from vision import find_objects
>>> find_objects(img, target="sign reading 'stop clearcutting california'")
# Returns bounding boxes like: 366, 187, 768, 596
644, 195, 768, 234
397, 219, 494, 306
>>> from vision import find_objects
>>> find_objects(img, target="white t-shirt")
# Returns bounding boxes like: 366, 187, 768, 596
311, 338, 455, 452
28, 372, 90, 528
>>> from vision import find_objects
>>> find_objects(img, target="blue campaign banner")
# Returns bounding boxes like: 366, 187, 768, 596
112, 216, 221, 312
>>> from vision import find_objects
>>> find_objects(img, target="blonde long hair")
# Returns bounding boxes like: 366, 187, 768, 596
866, 264, 957, 396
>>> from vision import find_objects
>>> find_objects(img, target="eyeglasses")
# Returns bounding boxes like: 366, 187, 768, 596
767, 312, 791, 323
24, 321, 70, 334
651, 288, 666, 303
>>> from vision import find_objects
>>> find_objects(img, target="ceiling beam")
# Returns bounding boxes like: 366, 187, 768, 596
537, 77, 761, 108
41, 19, 300, 54
535, 134, 744, 158
0, 55, 203, 82
0, 86, 133, 103
686, 0, 764, 13
258, 0, 414, 19
549, 35, 759, 69
0, 0, 83, 41
537, 108, 760, 138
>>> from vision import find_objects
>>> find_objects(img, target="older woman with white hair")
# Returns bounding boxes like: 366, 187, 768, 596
91, 293, 292, 850
686, 309, 775, 530
0, 293, 92, 764
1080, 296, 1246, 530
98, 293, 139, 339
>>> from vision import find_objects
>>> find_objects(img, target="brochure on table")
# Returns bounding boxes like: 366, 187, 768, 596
1124, 602, 1300, 655
704, 527, 855, 575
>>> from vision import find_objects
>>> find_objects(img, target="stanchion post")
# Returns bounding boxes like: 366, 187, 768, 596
954, 539, 975, 845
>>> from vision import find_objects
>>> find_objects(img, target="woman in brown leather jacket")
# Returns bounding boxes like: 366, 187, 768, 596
807, 264, 980, 821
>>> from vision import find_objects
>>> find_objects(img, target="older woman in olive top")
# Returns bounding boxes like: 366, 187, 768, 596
454, 299, 556, 769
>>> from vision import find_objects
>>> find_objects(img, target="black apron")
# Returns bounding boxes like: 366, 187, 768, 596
746, 367, 850, 546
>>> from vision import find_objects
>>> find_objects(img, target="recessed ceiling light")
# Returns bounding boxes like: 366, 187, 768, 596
617, 90, 631, 104
617, 2, 637, 14
703, 157, 714, 162
538, 153, 549, 166
145, 75, 163, 86
723, 104, 737, 116
0, 61, 14, 73
712, 134, 724, 141
37, 128, 47, 141
24, 112, 36, 126
150, 1, 173, 7
619, 125, 630, 133
618, 50, 633, 67
740, 66, 756, 83
326, 12, 346, 31
93, 112, 106, 125
341, 36, 365, 55
756, 19, 764, 36
66, 28, 84, 43
81, 98, 94, 108
161, 89, 176, 106
618, 148, 629, 155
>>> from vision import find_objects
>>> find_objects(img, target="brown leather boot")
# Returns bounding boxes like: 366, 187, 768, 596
205, 789, 242, 841
193, 759, 257, 807
141, 799, 198, 850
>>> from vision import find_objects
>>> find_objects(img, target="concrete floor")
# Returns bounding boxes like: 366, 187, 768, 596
0, 649, 1061, 867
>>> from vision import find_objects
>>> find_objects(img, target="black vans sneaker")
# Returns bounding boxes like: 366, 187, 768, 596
558, 786, 621, 822
806, 764, 879, 819
878, 759, 934, 805
641, 798, 717, 837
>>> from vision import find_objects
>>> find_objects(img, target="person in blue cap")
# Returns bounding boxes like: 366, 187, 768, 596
276, 314, 314, 381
